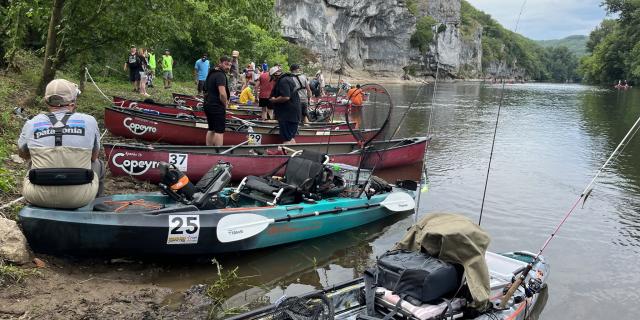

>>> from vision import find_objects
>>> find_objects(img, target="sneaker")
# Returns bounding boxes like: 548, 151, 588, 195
142, 93, 151, 97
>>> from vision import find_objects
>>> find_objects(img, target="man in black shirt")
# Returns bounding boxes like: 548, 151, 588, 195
203, 56, 232, 146
269, 67, 300, 144
123, 45, 141, 92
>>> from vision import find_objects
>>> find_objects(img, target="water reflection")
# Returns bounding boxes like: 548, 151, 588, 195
156, 83, 640, 318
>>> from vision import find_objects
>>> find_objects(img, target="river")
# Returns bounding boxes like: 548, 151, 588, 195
158, 83, 640, 319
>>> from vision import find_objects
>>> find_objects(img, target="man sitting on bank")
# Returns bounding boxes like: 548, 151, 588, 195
18, 79, 104, 209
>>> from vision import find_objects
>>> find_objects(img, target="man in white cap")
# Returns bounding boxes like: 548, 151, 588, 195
18, 79, 104, 209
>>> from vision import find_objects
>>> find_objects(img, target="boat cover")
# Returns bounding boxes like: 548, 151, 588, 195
394, 213, 491, 310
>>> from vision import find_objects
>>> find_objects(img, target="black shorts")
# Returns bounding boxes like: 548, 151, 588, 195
197, 80, 206, 93
259, 98, 273, 110
204, 106, 226, 133
129, 69, 141, 82
278, 121, 298, 141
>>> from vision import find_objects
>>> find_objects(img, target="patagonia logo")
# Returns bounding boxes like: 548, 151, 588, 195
33, 127, 85, 139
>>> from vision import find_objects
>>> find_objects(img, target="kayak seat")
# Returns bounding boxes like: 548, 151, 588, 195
236, 150, 329, 205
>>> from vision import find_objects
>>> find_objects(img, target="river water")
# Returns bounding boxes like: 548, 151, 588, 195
158, 83, 640, 319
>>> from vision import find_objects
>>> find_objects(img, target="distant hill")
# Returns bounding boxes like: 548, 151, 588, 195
537, 35, 588, 57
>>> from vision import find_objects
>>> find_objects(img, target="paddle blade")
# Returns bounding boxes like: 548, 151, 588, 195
381, 192, 416, 212
216, 213, 274, 243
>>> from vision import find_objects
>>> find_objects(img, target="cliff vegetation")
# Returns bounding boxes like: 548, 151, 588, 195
579, 0, 640, 85
460, 0, 579, 82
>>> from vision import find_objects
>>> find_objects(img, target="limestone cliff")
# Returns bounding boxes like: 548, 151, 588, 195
274, 0, 483, 79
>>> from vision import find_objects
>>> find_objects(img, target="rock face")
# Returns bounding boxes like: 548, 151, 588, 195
0, 217, 30, 264
275, 0, 483, 79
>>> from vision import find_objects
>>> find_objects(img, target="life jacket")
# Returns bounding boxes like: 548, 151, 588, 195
22, 113, 99, 209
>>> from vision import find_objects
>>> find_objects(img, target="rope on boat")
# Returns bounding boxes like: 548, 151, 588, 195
85, 67, 112, 103
478, 0, 528, 226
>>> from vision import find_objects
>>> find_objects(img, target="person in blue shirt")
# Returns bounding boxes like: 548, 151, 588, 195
194, 54, 210, 95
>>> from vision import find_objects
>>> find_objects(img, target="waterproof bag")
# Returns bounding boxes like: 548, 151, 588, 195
28, 168, 94, 186
375, 250, 461, 304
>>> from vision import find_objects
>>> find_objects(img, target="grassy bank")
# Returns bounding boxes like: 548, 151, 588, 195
0, 53, 201, 218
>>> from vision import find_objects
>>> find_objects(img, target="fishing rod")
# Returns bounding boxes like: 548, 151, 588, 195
500, 111, 640, 308
324, 48, 345, 156
478, 0, 528, 226
413, 63, 439, 222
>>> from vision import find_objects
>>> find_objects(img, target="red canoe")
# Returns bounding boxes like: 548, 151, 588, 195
104, 107, 375, 145
172, 92, 204, 108
112, 97, 348, 129
104, 137, 428, 182
113, 96, 261, 120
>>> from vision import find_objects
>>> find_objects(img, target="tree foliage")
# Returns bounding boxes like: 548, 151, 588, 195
410, 16, 437, 54
0, 0, 299, 88
460, 0, 580, 82
579, 1, 640, 84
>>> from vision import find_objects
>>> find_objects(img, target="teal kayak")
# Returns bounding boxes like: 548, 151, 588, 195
18, 189, 415, 256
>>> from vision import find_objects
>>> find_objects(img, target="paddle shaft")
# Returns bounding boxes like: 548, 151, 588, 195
219, 140, 249, 154
274, 202, 386, 223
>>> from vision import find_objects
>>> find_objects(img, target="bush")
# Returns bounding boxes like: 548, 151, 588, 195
410, 16, 438, 53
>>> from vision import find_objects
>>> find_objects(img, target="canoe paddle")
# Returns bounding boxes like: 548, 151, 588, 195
216, 192, 415, 243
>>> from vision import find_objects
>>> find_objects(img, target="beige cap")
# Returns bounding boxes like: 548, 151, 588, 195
44, 79, 79, 106
232, 50, 239, 57
269, 66, 281, 76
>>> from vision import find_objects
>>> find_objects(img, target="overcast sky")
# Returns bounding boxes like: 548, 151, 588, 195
465, 0, 610, 40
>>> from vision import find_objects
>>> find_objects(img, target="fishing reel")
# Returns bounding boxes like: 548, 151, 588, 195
158, 161, 232, 209
158, 162, 197, 202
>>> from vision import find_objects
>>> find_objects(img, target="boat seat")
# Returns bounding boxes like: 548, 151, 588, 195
236, 150, 329, 205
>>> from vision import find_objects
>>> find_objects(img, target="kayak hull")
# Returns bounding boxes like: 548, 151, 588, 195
113, 96, 261, 120
227, 251, 549, 320
18, 192, 411, 256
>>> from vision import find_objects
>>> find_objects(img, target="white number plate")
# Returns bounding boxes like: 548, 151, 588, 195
248, 133, 262, 145
168, 153, 188, 171
167, 215, 200, 244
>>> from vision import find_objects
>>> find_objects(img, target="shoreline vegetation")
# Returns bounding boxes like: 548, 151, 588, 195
0, 53, 611, 319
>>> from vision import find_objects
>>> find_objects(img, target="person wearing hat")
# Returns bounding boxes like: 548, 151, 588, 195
269, 67, 301, 144
194, 53, 210, 95
18, 79, 104, 209
124, 45, 141, 92
162, 49, 174, 89
256, 65, 275, 120
203, 56, 232, 146
290, 64, 312, 124
230, 50, 240, 90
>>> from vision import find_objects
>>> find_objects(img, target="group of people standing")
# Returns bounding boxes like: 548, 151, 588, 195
199, 53, 316, 147
124, 46, 176, 96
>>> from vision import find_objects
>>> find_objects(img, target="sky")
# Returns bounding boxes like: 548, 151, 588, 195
465, 0, 610, 40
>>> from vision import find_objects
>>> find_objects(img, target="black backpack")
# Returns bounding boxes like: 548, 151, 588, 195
364, 250, 462, 316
